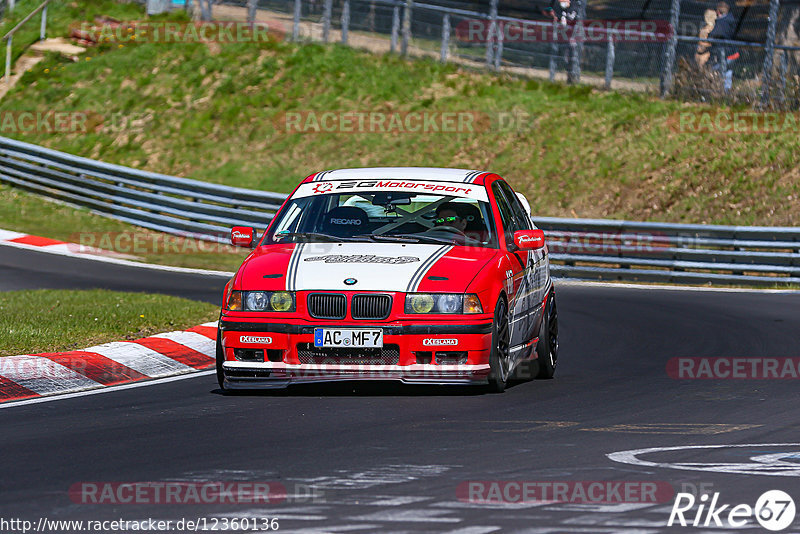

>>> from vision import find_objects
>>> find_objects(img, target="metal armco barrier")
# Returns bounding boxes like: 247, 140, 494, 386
1, 136, 798, 286
540, 217, 800, 286
0, 136, 285, 243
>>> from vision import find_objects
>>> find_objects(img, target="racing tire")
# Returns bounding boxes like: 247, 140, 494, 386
535, 291, 559, 379
216, 329, 226, 391
487, 297, 511, 393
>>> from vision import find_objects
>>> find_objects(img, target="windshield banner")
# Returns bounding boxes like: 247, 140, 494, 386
292, 180, 490, 202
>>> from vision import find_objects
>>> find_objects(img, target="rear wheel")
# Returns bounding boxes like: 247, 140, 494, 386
487, 297, 511, 393
536, 292, 559, 379
216, 329, 226, 390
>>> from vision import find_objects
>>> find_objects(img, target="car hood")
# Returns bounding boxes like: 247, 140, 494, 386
236, 242, 499, 293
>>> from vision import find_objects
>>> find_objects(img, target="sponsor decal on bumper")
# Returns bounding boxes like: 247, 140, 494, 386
423, 338, 459, 346
239, 336, 272, 344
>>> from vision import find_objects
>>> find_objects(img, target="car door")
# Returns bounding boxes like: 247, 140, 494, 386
496, 181, 547, 350
491, 181, 533, 354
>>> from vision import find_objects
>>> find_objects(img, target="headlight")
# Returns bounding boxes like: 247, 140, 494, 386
438, 294, 461, 314
269, 291, 294, 312
405, 294, 483, 314
246, 291, 270, 311
407, 294, 435, 314
227, 291, 295, 312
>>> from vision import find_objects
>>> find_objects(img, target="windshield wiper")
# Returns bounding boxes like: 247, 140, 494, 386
360, 234, 420, 243
390, 233, 455, 245
276, 232, 367, 243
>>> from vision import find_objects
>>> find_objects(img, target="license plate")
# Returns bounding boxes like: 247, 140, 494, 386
313, 328, 383, 348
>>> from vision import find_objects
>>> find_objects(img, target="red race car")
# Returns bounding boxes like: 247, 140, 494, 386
217, 168, 558, 392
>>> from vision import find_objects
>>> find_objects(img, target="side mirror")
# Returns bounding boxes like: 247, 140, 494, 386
231, 226, 254, 248
513, 229, 545, 250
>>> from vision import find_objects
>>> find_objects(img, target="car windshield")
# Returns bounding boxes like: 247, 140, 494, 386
265, 191, 498, 248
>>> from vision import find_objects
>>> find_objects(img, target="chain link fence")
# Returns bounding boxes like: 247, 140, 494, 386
145, 0, 800, 107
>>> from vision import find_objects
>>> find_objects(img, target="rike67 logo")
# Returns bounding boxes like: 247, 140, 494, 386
668, 490, 796, 531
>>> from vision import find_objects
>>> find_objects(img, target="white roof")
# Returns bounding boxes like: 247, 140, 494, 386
311, 167, 486, 184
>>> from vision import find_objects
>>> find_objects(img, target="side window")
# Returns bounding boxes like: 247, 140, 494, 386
497, 181, 532, 231
492, 182, 516, 246
273, 203, 303, 235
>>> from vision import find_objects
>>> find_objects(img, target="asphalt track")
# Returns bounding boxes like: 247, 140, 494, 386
2, 243, 800, 533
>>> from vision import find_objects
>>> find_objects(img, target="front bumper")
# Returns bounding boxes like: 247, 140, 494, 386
219, 319, 493, 388
222, 362, 491, 388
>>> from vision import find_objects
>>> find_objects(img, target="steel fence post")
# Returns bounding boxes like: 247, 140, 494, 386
247, 0, 257, 24
494, 22, 503, 70
40, 3, 47, 40
568, 0, 585, 84
390, 5, 399, 53
604, 31, 615, 89
719, 47, 728, 92
292, 0, 301, 41
440, 13, 450, 63
4, 36, 11, 84
659, 0, 680, 97
760, 0, 781, 106
341, 0, 350, 44
485, 0, 498, 69
779, 49, 788, 106
401, 0, 413, 56
322, 0, 332, 43
200, 0, 212, 21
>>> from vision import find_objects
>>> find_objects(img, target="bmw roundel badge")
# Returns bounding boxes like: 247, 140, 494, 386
344, 278, 357, 286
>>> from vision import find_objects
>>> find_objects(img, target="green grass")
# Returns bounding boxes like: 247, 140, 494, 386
0, 1, 797, 274
0, 289, 219, 356
1, 0, 144, 66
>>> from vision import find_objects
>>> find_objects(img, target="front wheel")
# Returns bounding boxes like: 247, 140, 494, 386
535, 292, 559, 379
487, 297, 511, 393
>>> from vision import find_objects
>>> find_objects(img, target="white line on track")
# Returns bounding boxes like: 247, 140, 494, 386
0, 240, 234, 277
0, 370, 215, 410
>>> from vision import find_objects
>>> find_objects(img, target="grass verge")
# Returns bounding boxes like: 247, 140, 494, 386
0, 289, 219, 356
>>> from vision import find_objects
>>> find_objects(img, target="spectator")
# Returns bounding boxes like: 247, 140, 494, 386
542, 0, 577, 26
695, 9, 717, 68
708, 1, 739, 91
